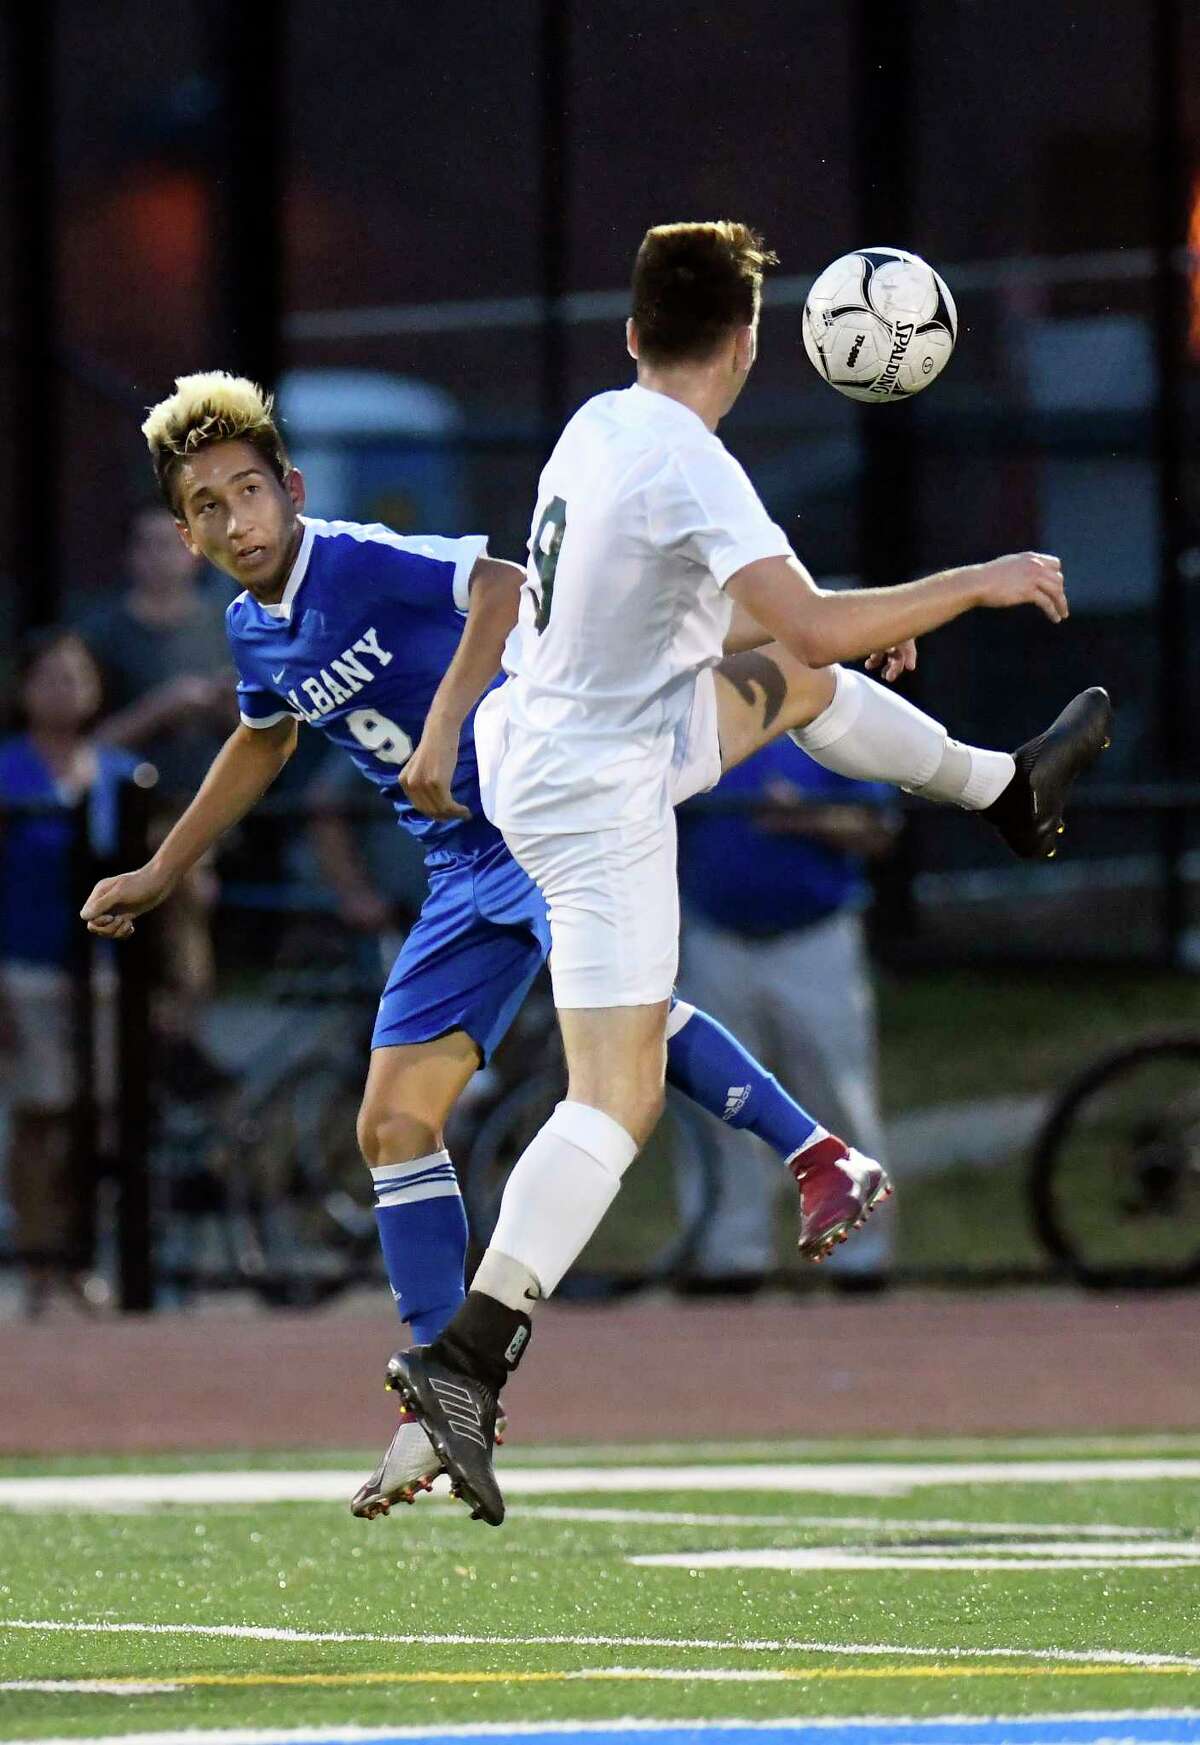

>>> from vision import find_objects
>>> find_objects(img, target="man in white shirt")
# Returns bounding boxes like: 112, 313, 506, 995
390, 222, 1111, 1525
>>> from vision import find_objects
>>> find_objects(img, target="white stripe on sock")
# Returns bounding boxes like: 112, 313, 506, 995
371, 1151, 460, 1208
374, 1180, 463, 1209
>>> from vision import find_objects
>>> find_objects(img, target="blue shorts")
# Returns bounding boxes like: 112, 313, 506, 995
371, 837, 551, 1063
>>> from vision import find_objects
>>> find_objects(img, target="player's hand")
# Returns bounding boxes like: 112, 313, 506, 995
80, 864, 175, 938
974, 553, 1068, 623
400, 725, 472, 821
865, 640, 917, 683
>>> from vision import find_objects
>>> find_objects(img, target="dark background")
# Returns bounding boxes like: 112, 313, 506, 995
4, 0, 1200, 955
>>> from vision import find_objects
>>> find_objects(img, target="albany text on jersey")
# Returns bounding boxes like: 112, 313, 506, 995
228, 517, 494, 847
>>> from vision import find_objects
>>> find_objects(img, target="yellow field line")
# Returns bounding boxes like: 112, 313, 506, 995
73, 1664, 1200, 1689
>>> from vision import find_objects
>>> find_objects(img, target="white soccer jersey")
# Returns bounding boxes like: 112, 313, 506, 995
478, 383, 791, 833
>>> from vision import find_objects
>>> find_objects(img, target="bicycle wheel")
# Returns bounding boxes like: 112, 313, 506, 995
1029, 1031, 1200, 1290
216, 1054, 380, 1306
461, 1073, 719, 1297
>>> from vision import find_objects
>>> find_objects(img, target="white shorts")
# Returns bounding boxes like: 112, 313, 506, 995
505, 808, 680, 1008
501, 670, 722, 1009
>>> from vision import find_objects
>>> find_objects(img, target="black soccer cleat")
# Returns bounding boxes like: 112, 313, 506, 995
983, 686, 1112, 860
385, 1346, 506, 1526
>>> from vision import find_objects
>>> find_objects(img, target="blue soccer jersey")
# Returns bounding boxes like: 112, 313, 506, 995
227, 515, 550, 1061
229, 517, 499, 848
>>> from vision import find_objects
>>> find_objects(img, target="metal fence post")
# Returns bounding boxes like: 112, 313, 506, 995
67, 793, 99, 1274
854, 0, 919, 945
1151, 0, 1190, 965
114, 770, 158, 1312
6, 2, 60, 630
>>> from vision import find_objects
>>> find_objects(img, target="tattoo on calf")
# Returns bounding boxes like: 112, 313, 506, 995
722, 650, 788, 731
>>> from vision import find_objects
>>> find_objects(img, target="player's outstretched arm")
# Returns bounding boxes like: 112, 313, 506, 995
726, 598, 917, 685
80, 716, 298, 938
401, 556, 524, 820
726, 550, 1068, 671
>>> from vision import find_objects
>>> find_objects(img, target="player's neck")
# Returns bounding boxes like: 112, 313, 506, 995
633, 365, 731, 433
245, 520, 304, 606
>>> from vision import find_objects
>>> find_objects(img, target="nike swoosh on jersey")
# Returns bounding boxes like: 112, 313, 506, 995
271, 669, 287, 683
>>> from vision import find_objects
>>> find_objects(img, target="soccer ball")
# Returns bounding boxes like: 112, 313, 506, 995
802, 246, 957, 402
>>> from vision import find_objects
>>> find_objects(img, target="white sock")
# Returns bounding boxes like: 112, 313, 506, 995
917, 738, 1015, 810
488, 1100, 639, 1297
789, 666, 1014, 810
471, 1248, 541, 1312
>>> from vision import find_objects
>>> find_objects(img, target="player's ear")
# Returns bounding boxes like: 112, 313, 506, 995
734, 323, 757, 375
284, 467, 306, 514
626, 318, 639, 361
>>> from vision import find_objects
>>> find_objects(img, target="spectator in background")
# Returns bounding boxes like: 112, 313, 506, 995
676, 740, 900, 1294
0, 630, 136, 1315
77, 503, 234, 1096
79, 501, 235, 799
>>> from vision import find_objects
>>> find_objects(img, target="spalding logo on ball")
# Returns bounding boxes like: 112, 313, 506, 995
803, 246, 957, 402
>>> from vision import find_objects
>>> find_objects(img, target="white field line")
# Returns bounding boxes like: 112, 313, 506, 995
4, 1619, 1200, 1669
1, 1681, 180, 1694
7, 1718, 1200, 1745
631, 1546, 1200, 1573
517, 1506, 1162, 1535
3, 1457, 1200, 1510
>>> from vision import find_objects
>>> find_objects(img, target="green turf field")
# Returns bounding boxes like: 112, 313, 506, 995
2, 1436, 1200, 1743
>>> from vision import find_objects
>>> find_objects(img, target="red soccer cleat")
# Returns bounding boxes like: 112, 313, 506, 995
789, 1136, 893, 1263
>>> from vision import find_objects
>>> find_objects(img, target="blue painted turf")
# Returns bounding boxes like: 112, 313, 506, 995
294, 1718, 1200, 1745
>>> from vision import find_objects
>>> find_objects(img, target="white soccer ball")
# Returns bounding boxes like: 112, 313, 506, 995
802, 246, 957, 402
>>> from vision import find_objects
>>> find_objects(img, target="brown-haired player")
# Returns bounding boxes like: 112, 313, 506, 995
380, 220, 1112, 1525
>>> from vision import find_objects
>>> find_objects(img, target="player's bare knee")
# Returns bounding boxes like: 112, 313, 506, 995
716, 647, 837, 773
356, 1101, 440, 1169
764, 645, 837, 730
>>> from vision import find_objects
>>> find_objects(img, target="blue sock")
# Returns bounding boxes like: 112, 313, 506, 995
665, 1001, 823, 1162
370, 1151, 468, 1344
